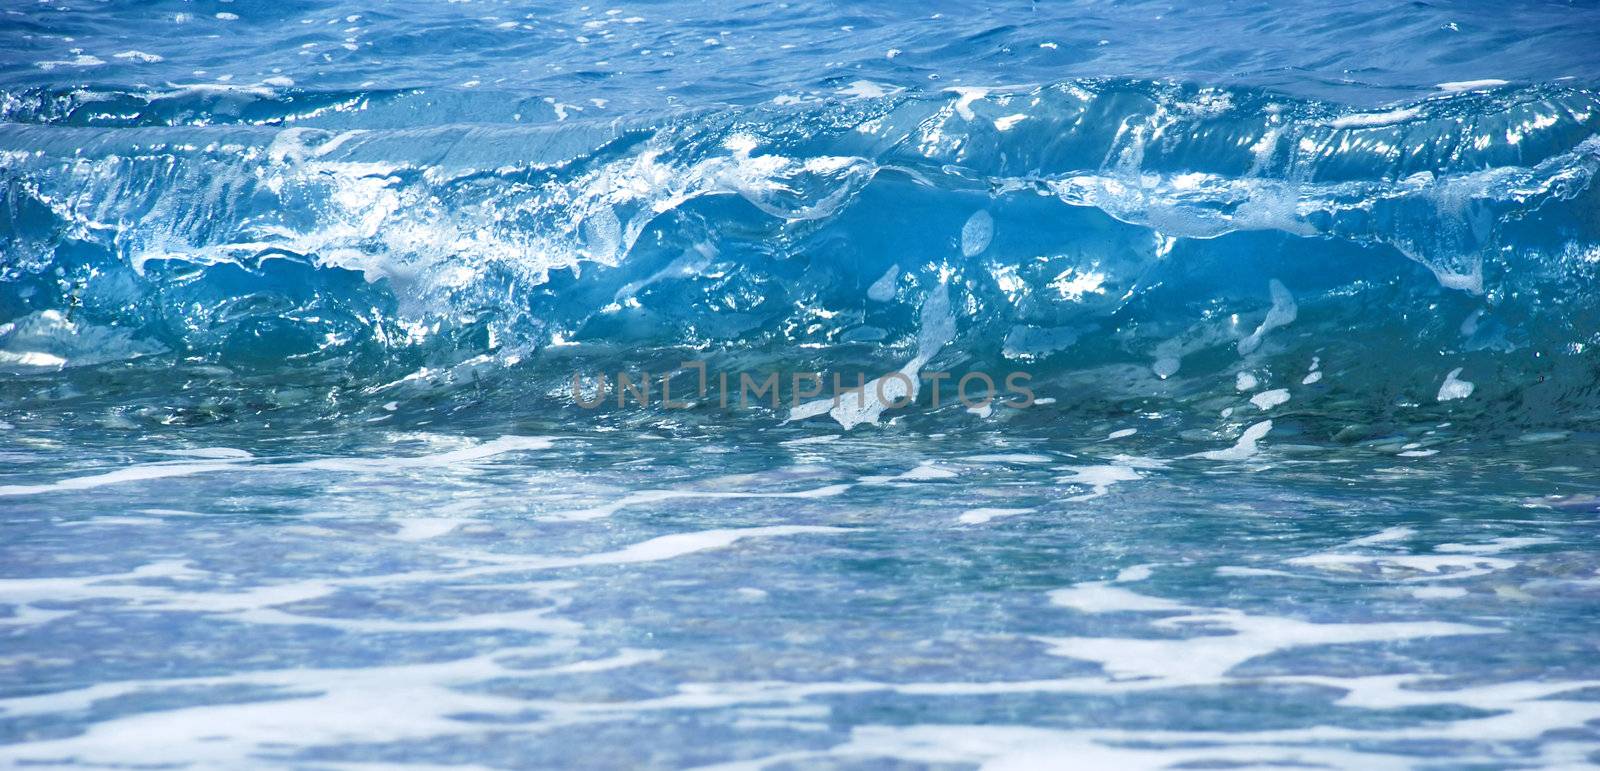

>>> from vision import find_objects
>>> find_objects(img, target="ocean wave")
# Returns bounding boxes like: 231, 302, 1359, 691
2, 78, 1597, 430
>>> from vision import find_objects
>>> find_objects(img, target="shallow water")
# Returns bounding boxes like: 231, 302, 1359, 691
5, 427, 1600, 767
4, 1, 1600, 768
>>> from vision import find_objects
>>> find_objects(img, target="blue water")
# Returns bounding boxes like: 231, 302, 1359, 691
4, 1, 1600, 767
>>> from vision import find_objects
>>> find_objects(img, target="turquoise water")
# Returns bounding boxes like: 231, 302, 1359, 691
4, 1, 1600, 767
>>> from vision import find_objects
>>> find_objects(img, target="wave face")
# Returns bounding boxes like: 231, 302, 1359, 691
3, 78, 1600, 436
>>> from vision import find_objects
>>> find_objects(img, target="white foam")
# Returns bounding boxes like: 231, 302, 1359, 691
993, 114, 1027, 131
0, 459, 246, 497
1039, 597, 1490, 683
611, 242, 715, 304
1435, 536, 1557, 554
0, 604, 73, 627
0, 525, 846, 644
7, 542, 1541, 771
960, 210, 994, 257
958, 507, 1032, 524
866, 264, 899, 301
0, 310, 167, 371
391, 518, 461, 541
151, 447, 253, 459
1250, 388, 1290, 410
1192, 420, 1272, 461
1048, 582, 1187, 614
550, 483, 852, 521
962, 453, 1053, 464
0, 646, 646, 767
837, 80, 897, 99
944, 86, 989, 120
553, 526, 846, 568
1214, 566, 1302, 578
1437, 367, 1474, 401
1328, 106, 1421, 128
770, 724, 1402, 770
0, 436, 555, 497
1286, 553, 1515, 582
898, 463, 959, 481
1344, 527, 1415, 547
1437, 79, 1509, 92
234, 606, 578, 635
35, 54, 105, 70
789, 282, 954, 429
1058, 464, 1142, 500
1114, 564, 1155, 582
1236, 279, 1297, 355
112, 50, 164, 63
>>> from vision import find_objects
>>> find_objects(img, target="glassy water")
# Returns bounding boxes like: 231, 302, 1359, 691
3, 1, 1600, 767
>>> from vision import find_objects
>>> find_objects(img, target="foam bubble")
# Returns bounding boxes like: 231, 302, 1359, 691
1437, 367, 1475, 401
960, 210, 994, 257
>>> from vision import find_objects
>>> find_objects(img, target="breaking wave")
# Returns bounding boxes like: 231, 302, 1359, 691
2, 78, 1598, 432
